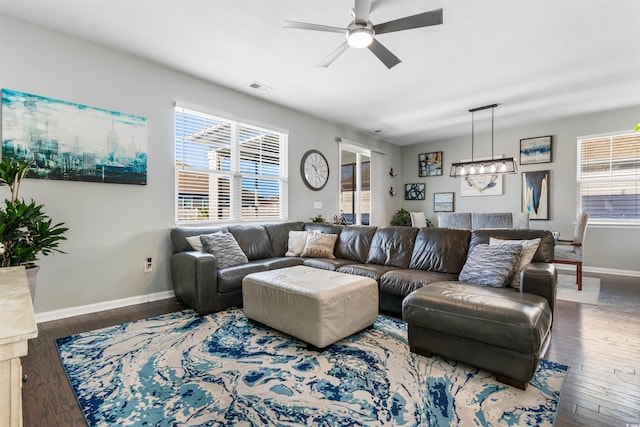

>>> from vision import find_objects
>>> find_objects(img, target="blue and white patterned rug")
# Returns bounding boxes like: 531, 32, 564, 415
56, 308, 568, 426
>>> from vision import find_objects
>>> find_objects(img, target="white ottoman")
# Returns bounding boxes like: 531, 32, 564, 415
242, 265, 379, 348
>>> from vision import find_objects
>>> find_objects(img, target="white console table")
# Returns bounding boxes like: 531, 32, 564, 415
0, 266, 38, 427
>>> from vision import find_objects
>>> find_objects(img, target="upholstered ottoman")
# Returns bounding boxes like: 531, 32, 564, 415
402, 281, 552, 389
242, 265, 378, 348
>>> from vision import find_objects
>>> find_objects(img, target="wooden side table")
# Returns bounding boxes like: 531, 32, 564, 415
0, 266, 38, 427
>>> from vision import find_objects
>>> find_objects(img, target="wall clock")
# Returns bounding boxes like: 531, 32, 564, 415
300, 149, 329, 191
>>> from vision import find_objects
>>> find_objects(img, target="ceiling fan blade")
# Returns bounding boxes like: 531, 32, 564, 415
373, 8, 443, 35
354, 0, 372, 24
368, 38, 401, 69
317, 42, 350, 68
284, 21, 346, 34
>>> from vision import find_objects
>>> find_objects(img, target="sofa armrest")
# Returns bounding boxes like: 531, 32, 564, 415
520, 262, 557, 318
170, 251, 219, 316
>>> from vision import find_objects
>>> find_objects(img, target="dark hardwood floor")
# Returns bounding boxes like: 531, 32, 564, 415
22, 273, 640, 427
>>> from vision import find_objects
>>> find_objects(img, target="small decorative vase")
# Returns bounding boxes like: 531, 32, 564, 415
25, 265, 40, 303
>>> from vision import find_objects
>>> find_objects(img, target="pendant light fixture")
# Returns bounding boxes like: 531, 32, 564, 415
449, 104, 518, 178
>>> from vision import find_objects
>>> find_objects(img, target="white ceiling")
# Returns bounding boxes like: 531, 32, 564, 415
1, 0, 639, 146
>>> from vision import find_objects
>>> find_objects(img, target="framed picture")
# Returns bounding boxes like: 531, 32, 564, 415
460, 174, 503, 197
434, 192, 454, 212
419, 151, 443, 176
522, 170, 550, 220
405, 183, 426, 200
1, 88, 148, 185
520, 135, 552, 165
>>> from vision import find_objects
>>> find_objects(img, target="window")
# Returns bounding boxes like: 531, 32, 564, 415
578, 131, 639, 223
340, 143, 371, 225
175, 107, 288, 224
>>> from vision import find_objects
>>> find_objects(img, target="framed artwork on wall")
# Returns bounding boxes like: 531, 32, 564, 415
522, 170, 550, 220
460, 174, 503, 197
418, 151, 443, 176
405, 183, 426, 200
434, 192, 454, 212
1, 88, 148, 185
520, 135, 552, 165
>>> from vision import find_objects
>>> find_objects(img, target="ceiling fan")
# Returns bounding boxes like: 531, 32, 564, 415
284, 0, 443, 69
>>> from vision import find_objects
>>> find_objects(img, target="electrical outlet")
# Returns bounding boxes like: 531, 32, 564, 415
144, 257, 153, 273
314, 201, 322, 209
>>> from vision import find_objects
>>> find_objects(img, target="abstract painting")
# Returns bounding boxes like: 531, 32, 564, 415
460, 174, 503, 197
434, 192, 454, 212
1, 88, 148, 185
520, 135, 552, 165
522, 170, 549, 220
419, 151, 442, 176
405, 183, 426, 200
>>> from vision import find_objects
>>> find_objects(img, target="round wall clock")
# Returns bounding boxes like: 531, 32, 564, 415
300, 149, 329, 191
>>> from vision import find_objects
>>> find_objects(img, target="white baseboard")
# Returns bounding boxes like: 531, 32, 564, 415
35, 290, 176, 324
554, 263, 640, 278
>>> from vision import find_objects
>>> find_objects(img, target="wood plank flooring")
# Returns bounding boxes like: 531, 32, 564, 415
21, 273, 640, 426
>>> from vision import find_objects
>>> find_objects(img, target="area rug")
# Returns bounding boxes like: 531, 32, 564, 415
57, 308, 568, 426
557, 274, 601, 305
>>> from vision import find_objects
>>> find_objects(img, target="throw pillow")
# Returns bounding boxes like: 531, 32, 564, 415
186, 232, 222, 252
490, 237, 541, 289
200, 232, 249, 269
301, 232, 338, 259
285, 230, 308, 257
459, 243, 522, 288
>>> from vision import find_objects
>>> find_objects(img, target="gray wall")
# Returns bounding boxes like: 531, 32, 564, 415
0, 15, 402, 313
401, 106, 640, 274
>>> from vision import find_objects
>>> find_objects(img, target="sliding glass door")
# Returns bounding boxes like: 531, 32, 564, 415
340, 144, 371, 225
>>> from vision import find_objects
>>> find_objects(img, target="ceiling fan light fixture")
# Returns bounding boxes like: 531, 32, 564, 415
347, 25, 374, 48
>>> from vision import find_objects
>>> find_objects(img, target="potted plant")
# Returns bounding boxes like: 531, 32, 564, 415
0, 157, 68, 300
390, 208, 412, 226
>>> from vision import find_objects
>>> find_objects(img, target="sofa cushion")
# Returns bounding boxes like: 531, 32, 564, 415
337, 264, 399, 282
304, 222, 343, 235
217, 262, 268, 293
470, 229, 554, 263
264, 222, 305, 257
303, 258, 355, 271
301, 232, 338, 258
334, 226, 377, 263
490, 237, 541, 289
228, 225, 274, 260
409, 228, 471, 274
366, 226, 418, 268
200, 232, 249, 269
459, 243, 522, 288
380, 270, 458, 297
171, 226, 228, 253
260, 256, 304, 270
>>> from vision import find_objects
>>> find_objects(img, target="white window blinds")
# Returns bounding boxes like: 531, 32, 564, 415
175, 107, 288, 223
578, 131, 640, 222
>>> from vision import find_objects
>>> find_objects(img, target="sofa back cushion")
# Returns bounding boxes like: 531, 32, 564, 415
171, 226, 228, 253
304, 222, 343, 235
264, 222, 305, 256
228, 224, 274, 260
366, 226, 418, 268
470, 229, 554, 262
409, 228, 471, 274
334, 226, 377, 263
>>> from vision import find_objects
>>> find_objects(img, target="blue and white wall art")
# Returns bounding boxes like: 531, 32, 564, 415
520, 135, 552, 165
522, 170, 550, 220
1, 89, 148, 185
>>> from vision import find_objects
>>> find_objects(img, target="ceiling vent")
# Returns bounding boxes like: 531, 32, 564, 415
249, 82, 272, 92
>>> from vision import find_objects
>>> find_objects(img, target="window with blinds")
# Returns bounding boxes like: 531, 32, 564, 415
578, 131, 639, 222
175, 107, 288, 223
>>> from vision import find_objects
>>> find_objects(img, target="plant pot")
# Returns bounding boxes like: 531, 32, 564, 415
25, 265, 40, 303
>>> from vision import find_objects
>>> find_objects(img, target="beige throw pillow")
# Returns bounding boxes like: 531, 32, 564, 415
186, 232, 222, 252
490, 237, 541, 288
285, 231, 308, 257
301, 232, 338, 259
